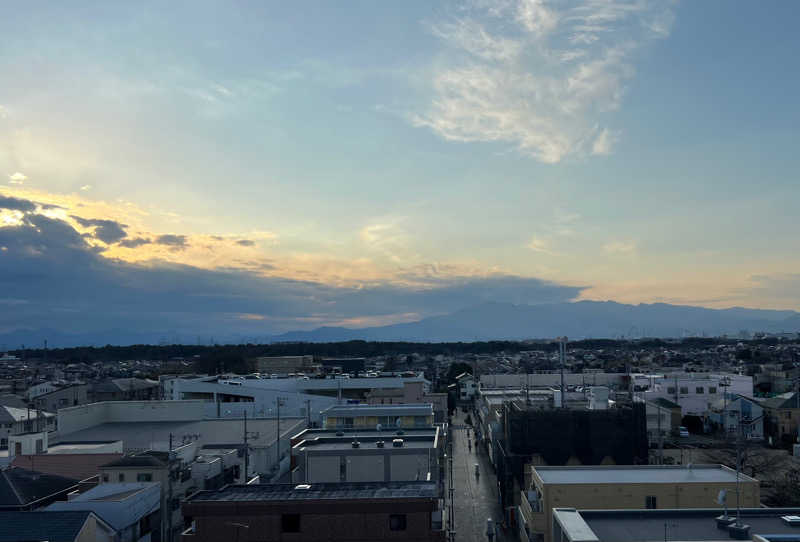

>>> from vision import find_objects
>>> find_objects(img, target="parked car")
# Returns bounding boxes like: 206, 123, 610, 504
678, 426, 690, 437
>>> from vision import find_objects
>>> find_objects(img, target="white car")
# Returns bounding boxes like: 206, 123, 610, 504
678, 426, 690, 437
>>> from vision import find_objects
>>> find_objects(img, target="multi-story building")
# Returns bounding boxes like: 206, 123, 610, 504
290, 427, 440, 484
519, 464, 760, 542
321, 404, 434, 430
551, 506, 800, 542
366, 380, 448, 423
181, 481, 445, 542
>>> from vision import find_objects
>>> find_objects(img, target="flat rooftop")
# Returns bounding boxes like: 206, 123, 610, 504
576, 508, 800, 542
534, 465, 755, 485
297, 437, 435, 451
187, 481, 439, 503
323, 404, 433, 417
295, 428, 437, 440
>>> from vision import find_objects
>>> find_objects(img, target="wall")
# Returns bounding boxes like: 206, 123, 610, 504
184, 502, 444, 542
58, 401, 207, 435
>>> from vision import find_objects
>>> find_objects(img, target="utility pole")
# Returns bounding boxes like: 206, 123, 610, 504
167, 432, 174, 542
243, 412, 249, 483
276, 397, 282, 471
305, 399, 311, 428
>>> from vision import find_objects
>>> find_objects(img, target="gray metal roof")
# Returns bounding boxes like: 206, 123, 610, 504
534, 465, 755, 485
323, 404, 433, 418
579, 508, 800, 542
188, 481, 439, 502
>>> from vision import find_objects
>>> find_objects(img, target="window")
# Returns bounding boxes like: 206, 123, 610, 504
137, 473, 153, 482
59, 398, 68, 406
343, 417, 354, 427
667, 387, 676, 395
281, 514, 301, 533
390, 514, 407, 531
709, 387, 717, 394
35, 439, 43, 453
679, 387, 689, 395
118, 473, 125, 482
696, 387, 704, 394
784, 411, 792, 419
645, 496, 657, 509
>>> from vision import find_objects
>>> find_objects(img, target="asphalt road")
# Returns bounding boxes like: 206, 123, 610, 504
447, 412, 511, 542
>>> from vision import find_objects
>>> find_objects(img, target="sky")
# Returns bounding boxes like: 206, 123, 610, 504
1, 1, 799, 340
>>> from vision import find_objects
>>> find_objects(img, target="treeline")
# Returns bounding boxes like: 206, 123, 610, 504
8, 336, 783, 364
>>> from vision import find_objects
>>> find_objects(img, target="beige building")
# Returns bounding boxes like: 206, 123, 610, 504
366, 380, 448, 422
518, 464, 760, 542
322, 404, 434, 430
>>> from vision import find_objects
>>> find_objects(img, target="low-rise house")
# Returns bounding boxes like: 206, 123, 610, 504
709, 394, 764, 439
47, 482, 161, 542
759, 391, 800, 446
0, 406, 56, 447
31, 383, 90, 414
91, 378, 159, 402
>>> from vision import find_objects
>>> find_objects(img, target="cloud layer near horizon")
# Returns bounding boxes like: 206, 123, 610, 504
0, 196, 584, 340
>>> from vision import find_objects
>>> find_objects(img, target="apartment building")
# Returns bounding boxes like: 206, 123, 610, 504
322, 404, 434, 430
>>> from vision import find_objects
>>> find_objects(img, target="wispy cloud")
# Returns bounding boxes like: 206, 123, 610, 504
603, 240, 637, 254
414, 0, 675, 163
8, 172, 26, 185
528, 236, 552, 253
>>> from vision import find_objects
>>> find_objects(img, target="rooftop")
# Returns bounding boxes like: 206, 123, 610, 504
572, 508, 800, 542
187, 481, 439, 503
296, 436, 436, 451
323, 403, 433, 418
0, 510, 96, 542
533, 465, 756, 485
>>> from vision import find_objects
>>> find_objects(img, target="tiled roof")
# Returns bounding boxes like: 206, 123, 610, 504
0, 510, 93, 541
12, 454, 122, 481
0, 467, 80, 507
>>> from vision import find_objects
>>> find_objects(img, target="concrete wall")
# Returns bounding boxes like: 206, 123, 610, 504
308, 456, 340, 483
187, 509, 443, 542
347, 455, 384, 482
58, 401, 207, 435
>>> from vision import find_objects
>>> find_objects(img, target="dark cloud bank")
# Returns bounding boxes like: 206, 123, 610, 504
0, 197, 583, 345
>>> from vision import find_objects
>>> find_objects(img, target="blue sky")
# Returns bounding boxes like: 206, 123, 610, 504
1, 1, 799, 337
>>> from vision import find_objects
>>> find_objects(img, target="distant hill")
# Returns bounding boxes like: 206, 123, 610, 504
270, 301, 800, 343
1, 301, 798, 347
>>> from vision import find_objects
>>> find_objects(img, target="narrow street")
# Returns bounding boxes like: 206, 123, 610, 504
448, 411, 511, 542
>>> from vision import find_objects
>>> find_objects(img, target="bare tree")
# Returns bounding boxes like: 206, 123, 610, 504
704, 440, 789, 480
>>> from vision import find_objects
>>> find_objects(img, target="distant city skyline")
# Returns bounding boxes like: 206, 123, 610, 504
1, 1, 799, 338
